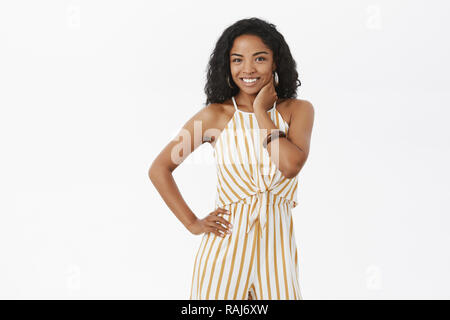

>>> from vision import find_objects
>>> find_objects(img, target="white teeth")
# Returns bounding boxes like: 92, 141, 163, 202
243, 78, 257, 83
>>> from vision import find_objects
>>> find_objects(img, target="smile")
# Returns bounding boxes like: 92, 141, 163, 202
239, 77, 260, 85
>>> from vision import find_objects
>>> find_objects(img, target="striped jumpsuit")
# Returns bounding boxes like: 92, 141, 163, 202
190, 96, 302, 300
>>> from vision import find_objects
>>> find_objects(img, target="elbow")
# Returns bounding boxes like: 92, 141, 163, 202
148, 161, 162, 182
282, 161, 303, 179
283, 150, 308, 178
281, 165, 298, 179
148, 161, 172, 182
148, 165, 156, 182
282, 169, 298, 179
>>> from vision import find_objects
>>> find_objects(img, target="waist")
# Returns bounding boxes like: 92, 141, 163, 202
216, 190, 293, 209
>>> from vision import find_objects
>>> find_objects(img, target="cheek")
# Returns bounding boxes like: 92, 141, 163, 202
229, 66, 238, 77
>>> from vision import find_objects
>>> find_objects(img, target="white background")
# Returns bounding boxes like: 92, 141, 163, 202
1, 0, 449, 299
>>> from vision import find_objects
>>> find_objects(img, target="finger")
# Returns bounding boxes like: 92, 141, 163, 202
210, 227, 226, 238
215, 216, 233, 228
213, 208, 230, 216
208, 221, 228, 233
211, 209, 221, 216
215, 221, 232, 235
218, 208, 231, 215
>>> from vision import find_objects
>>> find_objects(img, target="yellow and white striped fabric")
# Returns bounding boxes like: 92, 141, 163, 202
190, 96, 302, 300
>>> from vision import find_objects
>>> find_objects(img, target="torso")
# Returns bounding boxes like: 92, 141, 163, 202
207, 98, 294, 149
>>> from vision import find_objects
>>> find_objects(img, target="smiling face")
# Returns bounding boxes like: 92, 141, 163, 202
229, 34, 276, 94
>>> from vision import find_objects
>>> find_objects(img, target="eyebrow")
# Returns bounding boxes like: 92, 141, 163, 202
230, 51, 269, 57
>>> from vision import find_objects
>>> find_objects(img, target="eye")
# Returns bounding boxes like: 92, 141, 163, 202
231, 57, 266, 63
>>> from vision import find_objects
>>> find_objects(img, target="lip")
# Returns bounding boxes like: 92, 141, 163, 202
239, 77, 260, 87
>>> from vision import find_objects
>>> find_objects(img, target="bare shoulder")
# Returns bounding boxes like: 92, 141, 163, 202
275, 98, 313, 126
292, 98, 314, 110
287, 98, 314, 123
198, 102, 222, 120
195, 102, 234, 146
150, 102, 229, 172
203, 102, 233, 125
188, 103, 226, 129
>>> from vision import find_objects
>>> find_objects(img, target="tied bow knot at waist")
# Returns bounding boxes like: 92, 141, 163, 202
246, 190, 269, 236
215, 190, 294, 237
245, 189, 292, 237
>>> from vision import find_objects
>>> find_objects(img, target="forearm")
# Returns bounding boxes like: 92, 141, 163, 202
148, 164, 198, 230
254, 111, 305, 178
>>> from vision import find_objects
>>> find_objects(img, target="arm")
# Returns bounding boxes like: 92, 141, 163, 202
148, 104, 223, 233
254, 99, 314, 178
281, 99, 314, 177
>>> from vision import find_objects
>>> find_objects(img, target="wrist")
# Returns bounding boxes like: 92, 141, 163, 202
253, 105, 265, 114
253, 107, 270, 118
186, 217, 198, 232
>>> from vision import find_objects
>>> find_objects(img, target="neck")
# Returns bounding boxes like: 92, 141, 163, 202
234, 92, 264, 112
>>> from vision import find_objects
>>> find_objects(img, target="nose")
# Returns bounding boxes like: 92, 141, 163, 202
242, 61, 256, 75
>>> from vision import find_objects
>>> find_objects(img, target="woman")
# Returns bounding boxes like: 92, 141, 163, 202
149, 17, 314, 300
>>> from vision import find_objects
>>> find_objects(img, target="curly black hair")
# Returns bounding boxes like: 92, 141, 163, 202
203, 17, 301, 106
